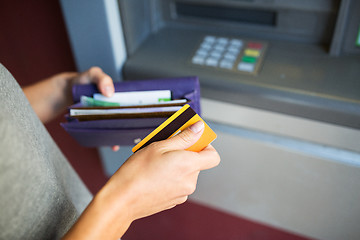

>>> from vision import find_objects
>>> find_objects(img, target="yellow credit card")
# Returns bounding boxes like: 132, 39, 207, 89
132, 104, 217, 153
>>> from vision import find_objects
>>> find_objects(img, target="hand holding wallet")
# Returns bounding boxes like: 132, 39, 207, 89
61, 76, 201, 147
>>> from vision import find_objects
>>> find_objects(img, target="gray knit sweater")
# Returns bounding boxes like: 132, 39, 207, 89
0, 64, 92, 239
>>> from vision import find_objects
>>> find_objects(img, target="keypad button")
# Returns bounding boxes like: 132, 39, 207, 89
247, 42, 262, 49
210, 50, 222, 58
223, 52, 237, 61
230, 39, 243, 47
192, 56, 205, 65
214, 44, 226, 52
242, 56, 257, 63
228, 46, 241, 54
219, 59, 234, 69
217, 37, 229, 45
238, 62, 255, 72
196, 49, 208, 56
205, 57, 219, 67
244, 49, 260, 57
204, 35, 216, 43
200, 42, 212, 50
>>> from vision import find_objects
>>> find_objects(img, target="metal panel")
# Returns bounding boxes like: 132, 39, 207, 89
59, 0, 126, 81
201, 98, 360, 153
190, 98, 360, 240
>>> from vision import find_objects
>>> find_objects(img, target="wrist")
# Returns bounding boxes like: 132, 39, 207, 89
63, 185, 133, 239
95, 183, 131, 219
52, 72, 77, 107
94, 180, 135, 230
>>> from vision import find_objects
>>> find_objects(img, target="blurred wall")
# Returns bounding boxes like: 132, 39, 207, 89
0, 0, 76, 85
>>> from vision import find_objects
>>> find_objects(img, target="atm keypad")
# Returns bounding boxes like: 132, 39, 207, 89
191, 35, 267, 75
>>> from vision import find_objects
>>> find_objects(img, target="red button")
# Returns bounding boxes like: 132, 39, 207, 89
247, 42, 262, 49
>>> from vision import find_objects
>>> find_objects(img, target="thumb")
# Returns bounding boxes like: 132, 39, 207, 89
161, 121, 205, 151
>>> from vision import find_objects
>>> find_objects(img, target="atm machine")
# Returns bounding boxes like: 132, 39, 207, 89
60, 1, 360, 239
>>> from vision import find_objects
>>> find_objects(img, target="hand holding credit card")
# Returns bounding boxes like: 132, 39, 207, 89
132, 104, 217, 153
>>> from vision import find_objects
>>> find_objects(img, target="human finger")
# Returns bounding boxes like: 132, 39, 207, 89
78, 67, 115, 97
158, 121, 205, 152
112, 145, 120, 152
195, 144, 221, 171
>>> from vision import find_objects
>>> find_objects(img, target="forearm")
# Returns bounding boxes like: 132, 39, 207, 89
23, 72, 76, 123
63, 185, 133, 240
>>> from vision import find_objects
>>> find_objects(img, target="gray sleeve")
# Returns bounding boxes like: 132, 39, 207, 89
0, 63, 92, 239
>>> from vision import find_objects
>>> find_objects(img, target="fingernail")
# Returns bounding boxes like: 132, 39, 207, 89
104, 86, 113, 97
189, 121, 204, 133
112, 145, 120, 152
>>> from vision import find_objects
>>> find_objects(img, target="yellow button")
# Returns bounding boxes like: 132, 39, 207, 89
244, 49, 260, 57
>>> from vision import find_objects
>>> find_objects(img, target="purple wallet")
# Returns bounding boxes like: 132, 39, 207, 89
61, 76, 201, 147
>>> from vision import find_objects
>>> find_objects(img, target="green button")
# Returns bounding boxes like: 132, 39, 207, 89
242, 56, 257, 63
